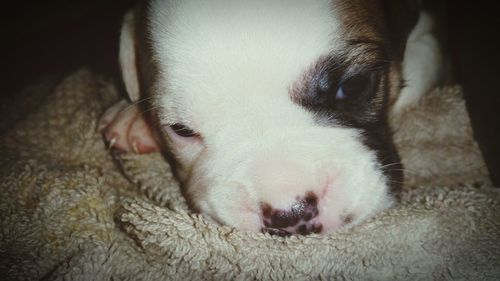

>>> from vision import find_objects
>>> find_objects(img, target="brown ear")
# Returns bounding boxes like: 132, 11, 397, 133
119, 10, 140, 102
382, 0, 422, 60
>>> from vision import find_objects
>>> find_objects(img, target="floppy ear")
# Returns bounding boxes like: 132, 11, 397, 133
119, 10, 140, 102
383, 0, 422, 60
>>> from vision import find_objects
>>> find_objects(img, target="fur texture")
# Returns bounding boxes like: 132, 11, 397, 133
116, 0, 438, 234
0, 69, 497, 280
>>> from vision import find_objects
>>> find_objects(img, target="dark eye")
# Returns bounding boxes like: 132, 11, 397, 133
314, 71, 375, 106
170, 123, 197, 137
306, 68, 379, 117
335, 72, 373, 102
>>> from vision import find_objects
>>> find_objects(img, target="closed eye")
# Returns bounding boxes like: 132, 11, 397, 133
169, 123, 198, 138
163, 123, 201, 146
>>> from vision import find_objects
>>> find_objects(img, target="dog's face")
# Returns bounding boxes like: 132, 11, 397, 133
123, 0, 419, 235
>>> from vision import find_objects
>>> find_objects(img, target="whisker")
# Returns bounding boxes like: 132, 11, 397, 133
378, 155, 395, 164
385, 168, 420, 176
387, 169, 412, 174
386, 180, 406, 186
140, 105, 163, 116
380, 162, 403, 169
120, 96, 156, 114
379, 161, 420, 176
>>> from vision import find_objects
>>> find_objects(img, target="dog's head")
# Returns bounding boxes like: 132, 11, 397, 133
120, 0, 420, 235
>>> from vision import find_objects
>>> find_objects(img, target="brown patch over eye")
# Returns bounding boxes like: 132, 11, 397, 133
290, 55, 383, 127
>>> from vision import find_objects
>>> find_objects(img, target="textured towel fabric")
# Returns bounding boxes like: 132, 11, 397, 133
0, 69, 499, 281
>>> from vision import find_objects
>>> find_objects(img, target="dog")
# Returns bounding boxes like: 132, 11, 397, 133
98, 0, 441, 236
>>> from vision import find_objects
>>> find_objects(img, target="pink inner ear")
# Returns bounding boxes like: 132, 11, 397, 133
127, 114, 159, 154
99, 100, 159, 154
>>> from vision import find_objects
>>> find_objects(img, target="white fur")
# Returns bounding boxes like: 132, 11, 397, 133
392, 12, 442, 115
146, 0, 394, 233
119, 11, 140, 102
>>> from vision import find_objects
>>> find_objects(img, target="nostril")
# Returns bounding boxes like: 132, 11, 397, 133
261, 191, 322, 236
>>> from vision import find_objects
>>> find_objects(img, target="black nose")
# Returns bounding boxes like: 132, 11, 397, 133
261, 192, 322, 236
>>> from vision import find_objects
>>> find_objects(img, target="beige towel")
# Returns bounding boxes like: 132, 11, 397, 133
0, 69, 498, 281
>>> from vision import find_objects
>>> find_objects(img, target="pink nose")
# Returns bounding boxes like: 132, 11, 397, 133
261, 192, 323, 236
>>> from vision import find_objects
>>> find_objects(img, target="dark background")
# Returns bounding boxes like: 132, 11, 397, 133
0, 0, 135, 94
0, 0, 498, 185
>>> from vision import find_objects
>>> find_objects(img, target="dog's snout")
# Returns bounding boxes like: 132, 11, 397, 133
261, 192, 323, 236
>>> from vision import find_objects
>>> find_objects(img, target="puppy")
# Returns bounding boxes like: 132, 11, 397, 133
99, 0, 441, 236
